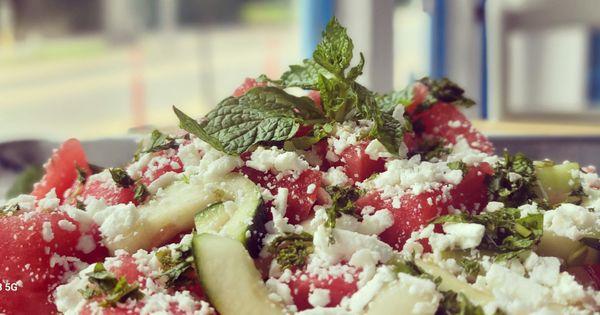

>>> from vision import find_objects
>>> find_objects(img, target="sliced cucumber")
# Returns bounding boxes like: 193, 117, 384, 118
415, 259, 493, 306
192, 233, 285, 315
105, 173, 262, 254
535, 161, 581, 206
365, 275, 440, 315
537, 231, 600, 266
194, 194, 266, 257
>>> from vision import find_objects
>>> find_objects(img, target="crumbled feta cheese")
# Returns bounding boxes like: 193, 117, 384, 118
246, 146, 309, 173
38, 189, 60, 211
543, 203, 599, 240
306, 183, 316, 194
323, 167, 349, 186
364, 139, 392, 160
308, 288, 331, 307
58, 219, 77, 232
41, 221, 55, 242
76, 235, 96, 254
313, 227, 394, 264
361, 155, 463, 198
429, 223, 485, 251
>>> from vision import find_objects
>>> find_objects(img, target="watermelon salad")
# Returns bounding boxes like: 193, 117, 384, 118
1, 18, 599, 315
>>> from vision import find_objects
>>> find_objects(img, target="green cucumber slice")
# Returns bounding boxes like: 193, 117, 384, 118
535, 161, 581, 206
105, 173, 263, 254
194, 194, 266, 257
192, 233, 285, 315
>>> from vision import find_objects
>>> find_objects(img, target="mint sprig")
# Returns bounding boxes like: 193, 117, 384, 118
174, 87, 325, 155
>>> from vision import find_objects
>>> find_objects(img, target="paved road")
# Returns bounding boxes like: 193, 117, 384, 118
0, 26, 300, 142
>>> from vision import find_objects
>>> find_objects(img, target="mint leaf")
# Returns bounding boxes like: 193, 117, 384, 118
175, 87, 324, 155
346, 52, 365, 81
173, 106, 225, 152
313, 17, 354, 76
284, 123, 333, 151
324, 186, 362, 229
317, 74, 358, 122
280, 59, 328, 89
376, 87, 413, 114
133, 183, 149, 204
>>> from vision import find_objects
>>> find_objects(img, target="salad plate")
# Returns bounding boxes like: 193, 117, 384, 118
0, 18, 598, 315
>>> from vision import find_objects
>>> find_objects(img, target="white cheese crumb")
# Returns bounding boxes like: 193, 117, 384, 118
308, 288, 331, 307
57, 219, 77, 232
543, 203, 598, 240
38, 189, 60, 210
76, 235, 96, 254
429, 223, 485, 251
323, 167, 349, 186
364, 139, 392, 160
246, 146, 309, 173
41, 221, 54, 242
306, 183, 316, 194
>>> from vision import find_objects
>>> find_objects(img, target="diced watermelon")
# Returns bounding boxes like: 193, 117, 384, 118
31, 139, 92, 201
79, 252, 209, 315
0, 211, 107, 314
287, 266, 359, 311
81, 173, 137, 206
356, 189, 450, 250
336, 142, 386, 182
139, 150, 184, 187
411, 102, 494, 154
240, 167, 322, 224
449, 163, 493, 214
232, 78, 267, 97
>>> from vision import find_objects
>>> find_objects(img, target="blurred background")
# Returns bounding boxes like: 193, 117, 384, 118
1, 0, 600, 142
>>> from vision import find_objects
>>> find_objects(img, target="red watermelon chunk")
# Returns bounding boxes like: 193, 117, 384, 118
32, 139, 92, 201
335, 141, 386, 183
449, 163, 493, 214
0, 211, 107, 314
240, 167, 322, 224
411, 103, 494, 154
80, 172, 137, 206
356, 189, 450, 250
286, 265, 359, 311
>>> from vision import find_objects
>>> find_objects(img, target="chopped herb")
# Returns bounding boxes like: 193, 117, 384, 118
434, 207, 543, 261
109, 168, 135, 188
448, 161, 468, 174
76, 165, 88, 184
487, 151, 537, 208
155, 239, 193, 287
79, 263, 144, 307
134, 130, 179, 160
268, 232, 314, 270
436, 291, 486, 315
76, 200, 86, 210
412, 139, 451, 161
324, 186, 362, 230
457, 257, 481, 280
133, 183, 149, 204
419, 77, 476, 108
